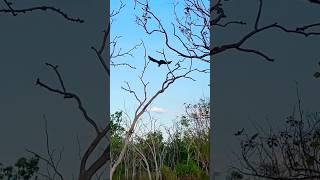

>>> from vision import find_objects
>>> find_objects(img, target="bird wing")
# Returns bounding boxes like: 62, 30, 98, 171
148, 56, 159, 63
159, 60, 172, 65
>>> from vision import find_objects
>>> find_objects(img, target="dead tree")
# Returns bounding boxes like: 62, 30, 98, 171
109, 37, 207, 178
22, 1, 137, 179
1, 0, 146, 179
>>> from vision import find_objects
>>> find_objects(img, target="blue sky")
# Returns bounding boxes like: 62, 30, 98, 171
110, 0, 210, 129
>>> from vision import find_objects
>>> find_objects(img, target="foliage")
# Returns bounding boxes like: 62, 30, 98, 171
110, 111, 126, 164
110, 111, 125, 137
0, 155, 39, 180
161, 165, 177, 180
111, 98, 210, 179
232, 103, 320, 179
175, 160, 201, 177
113, 163, 125, 180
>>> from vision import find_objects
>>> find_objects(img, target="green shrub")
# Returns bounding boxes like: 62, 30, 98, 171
161, 165, 177, 180
174, 161, 209, 180
175, 160, 200, 177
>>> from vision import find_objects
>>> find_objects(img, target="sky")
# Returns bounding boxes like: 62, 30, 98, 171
110, 0, 210, 133
0, 0, 107, 178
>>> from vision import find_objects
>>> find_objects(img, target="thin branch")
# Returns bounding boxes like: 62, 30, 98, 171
0, 2, 84, 23
254, 0, 263, 30
36, 63, 100, 134
91, 25, 110, 76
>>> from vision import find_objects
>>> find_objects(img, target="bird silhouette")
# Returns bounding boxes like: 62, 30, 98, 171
234, 128, 244, 136
148, 56, 172, 67
314, 72, 320, 78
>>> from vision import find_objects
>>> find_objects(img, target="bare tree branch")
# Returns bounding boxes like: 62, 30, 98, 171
26, 115, 64, 180
0, 0, 84, 23
36, 63, 100, 135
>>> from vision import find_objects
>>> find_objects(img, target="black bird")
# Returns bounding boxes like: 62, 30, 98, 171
234, 128, 244, 136
148, 56, 172, 67
314, 72, 320, 78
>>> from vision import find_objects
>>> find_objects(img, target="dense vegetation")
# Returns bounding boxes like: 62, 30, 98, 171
228, 94, 320, 179
0, 155, 39, 180
111, 99, 210, 180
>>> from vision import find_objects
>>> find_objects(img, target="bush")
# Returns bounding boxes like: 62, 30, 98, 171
175, 161, 201, 178
161, 165, 177, 180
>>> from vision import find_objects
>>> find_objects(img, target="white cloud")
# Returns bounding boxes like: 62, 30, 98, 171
150, 106, 167, 113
